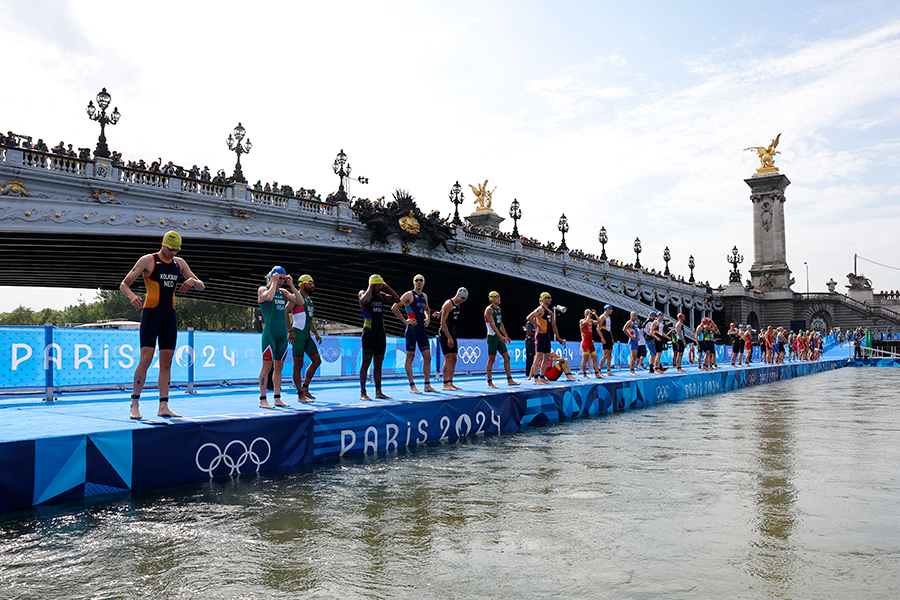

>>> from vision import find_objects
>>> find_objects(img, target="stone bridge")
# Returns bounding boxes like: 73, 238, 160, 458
0, 146, 720, 338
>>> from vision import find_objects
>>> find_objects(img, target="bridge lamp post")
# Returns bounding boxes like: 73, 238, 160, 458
226, 122, 252, 183
727, 246, 744, 284
332, 149, 352, 201
663, 246, 671, 276
449, 181, 464, 225
509, 199, 522, 238
688, 255, 695, 283
558, 214, 569, 252
598, 227, 608, 261
804, 261, 809, 296
634, 237, 642, 269
85, 87, 121, 159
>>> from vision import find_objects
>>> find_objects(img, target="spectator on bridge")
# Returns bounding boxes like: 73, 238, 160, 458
78, 148, 91, 160
254, 180, 263, 191
52, 141, 66, 154
264, 182, 272, 192
35, 139, 49, 153
66, 144, 77, 157
21, 136, 33, 149
148, 160, 161, 173
119, 230, 205, 420
212, 170, 227, 184
257, 266, 302, 409
4, 132, 18, 147
200, 166, 211, 182
161, 161, 176, 175
188, 165, 200, 179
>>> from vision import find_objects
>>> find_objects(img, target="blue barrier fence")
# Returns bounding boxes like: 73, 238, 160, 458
1, 326, 746, 392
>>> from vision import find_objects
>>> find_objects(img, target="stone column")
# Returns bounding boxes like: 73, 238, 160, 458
746, 172, 794, 294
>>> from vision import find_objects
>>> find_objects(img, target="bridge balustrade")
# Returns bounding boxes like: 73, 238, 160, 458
118, 167, 169, 188
298, 198, 334, 215
18, 149, 88, 175
180, 179, 227, 198
250, 190, 289, 208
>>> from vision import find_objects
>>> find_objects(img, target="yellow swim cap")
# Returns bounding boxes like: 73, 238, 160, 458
369, 274, 385, 285
162, 230, 182, 250
298, 274, 314, 283
540, 292, 551, 300
413, 274, 425, 283
488, 291, 500, 299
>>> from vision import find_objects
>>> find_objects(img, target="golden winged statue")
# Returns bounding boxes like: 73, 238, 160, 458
468, 180, 495, 212
744, 133, 781, 174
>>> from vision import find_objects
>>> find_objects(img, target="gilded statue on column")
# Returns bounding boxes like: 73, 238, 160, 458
744, 133, 781, 174
468, 180, 495, 212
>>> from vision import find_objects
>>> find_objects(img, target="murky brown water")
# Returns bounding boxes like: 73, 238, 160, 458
1, 368, 898, 599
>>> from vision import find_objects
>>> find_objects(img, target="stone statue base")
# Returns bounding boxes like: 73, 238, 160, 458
464, 211, 505, 231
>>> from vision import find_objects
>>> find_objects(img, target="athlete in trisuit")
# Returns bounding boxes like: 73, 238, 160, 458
359, 274, 401, 401
728, 322, 742, 367
258, 266, 302, 409
527, 292, 565, 385
580, 309, 601, 378
596, 304, 615, 376
484, 291, 520, 388
286, 274, 321, 403
120, 230, 204, 419
438, 287, 468, 391
392, 274, 437, 394
623, 311, 640, 375
673, 313, 687, 372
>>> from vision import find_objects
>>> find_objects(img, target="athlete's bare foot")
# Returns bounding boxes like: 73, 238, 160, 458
260, 400, 274, 409
360, 393, 372, 401
375, 392, 392, 400
410, 386, 422, 394
443, 384, 456, 391
274, 398, 290, 407
130, 406, 142, 420
298, 395, 314, 404
487, 381, 499, 389
677, 368, 685, 373
423, 385, 439, 393
566, 374, 578, 381
534, 378, 549, 385
629, 371, 636, 376
507, 378, 520, 386
158, 402, 181, 418
301, 388, 317, 400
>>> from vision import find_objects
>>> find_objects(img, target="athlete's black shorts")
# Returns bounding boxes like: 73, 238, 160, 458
140, 307, 178, 350
439, 332, 457, 355
676, 339, 685, 354
637, 345, 647, 358
600, 329, 614, 351
536, 333, 551, 353
655, 339, 664, 354
362, 329, 386, 356
732, 341, 742, 355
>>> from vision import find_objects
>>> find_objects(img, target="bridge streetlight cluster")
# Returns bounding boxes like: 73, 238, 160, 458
558, 214, 569, 252
663, 246, 671, 276
689, 255, 696, 282
332, 149, 367, 201
598, 226, 608, 261
727, 246, 744, 283
509, 199, 522, 237
226, 122, 252, 183
634, 237, 642, 269
85, 87, 121, 159
449, 181, 464, 225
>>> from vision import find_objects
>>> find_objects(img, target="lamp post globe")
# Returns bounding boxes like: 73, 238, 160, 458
86, 87, 121, 159
663, 246, 671, 276
225, 122, 251, 183
598, 226, 608, 261
509, 199, 522, 238
449, 181, 464, 225
558, 214, 569, 252
688, 255, 696, 283
634, 237, 642, 268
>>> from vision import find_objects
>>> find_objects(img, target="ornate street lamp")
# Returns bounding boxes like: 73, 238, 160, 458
226, 122, 252, 183
634, 237, 642, 268
663, 246, 671, 276
558, 214, 569, 252
727, 246, 744, 283
85, 87, 121, 159
509, 199, 522, 238
332, 149, 351, 201
598, 226, 608, 261
688, 255, 696, 282
449, 181, 464, 225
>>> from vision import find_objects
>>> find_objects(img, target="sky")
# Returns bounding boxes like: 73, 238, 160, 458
2, 0, 900, 312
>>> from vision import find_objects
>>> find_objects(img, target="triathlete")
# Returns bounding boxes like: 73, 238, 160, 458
527, 292, 565, 384
655, 312, 671, 372
673, 313, 687, 372
120, 230, 204, 420
729, 322, 742, 367
359, 274, 401, 401
597, 304, 615, 376
580, 309, 601, 378
623, 311, 640, 375
392, 274, 437, 394
708, 319, 720, 368
543, 350, 578, 382
286, 274, 321, 403
258, 266, 302, 409
645, 311, 664, 373
438, 287, 468, 391
695, 318, 709, 370
743, 325, 754, 365
484, 291, 520, 388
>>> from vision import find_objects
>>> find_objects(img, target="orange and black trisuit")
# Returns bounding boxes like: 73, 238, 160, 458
140, 252, 181, 350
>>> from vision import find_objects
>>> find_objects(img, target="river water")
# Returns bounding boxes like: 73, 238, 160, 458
1, 368, 898, 599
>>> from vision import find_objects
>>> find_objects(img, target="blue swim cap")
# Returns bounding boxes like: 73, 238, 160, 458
604, 304, 612, 311
271, 266, 286, 275
649, 311, 657, 317
739, 324, 744, 328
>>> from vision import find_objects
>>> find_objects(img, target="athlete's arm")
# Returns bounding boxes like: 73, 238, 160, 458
120, 254, 154, 309
440, 299, 453, 340
286, 302, 296, 343
280, 276, 302, 304
360, 286, 373, 304
381, 283, 401, 304
498, 322, 512, 344
258, 275, 281, 303
392, 291, 416, 325
423, 293, 431, 327
175, 257, 205, 293
623, 320, 634, 338
311, 321, 322, 344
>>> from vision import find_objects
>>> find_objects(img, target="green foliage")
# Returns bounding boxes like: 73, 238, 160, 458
0, 290, 253, 331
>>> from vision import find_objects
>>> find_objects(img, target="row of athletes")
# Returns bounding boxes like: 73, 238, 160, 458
725, 323, 823, 367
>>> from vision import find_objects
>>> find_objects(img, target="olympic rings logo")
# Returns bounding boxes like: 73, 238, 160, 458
458, 346, 482, 364
195, 437, 272, 477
